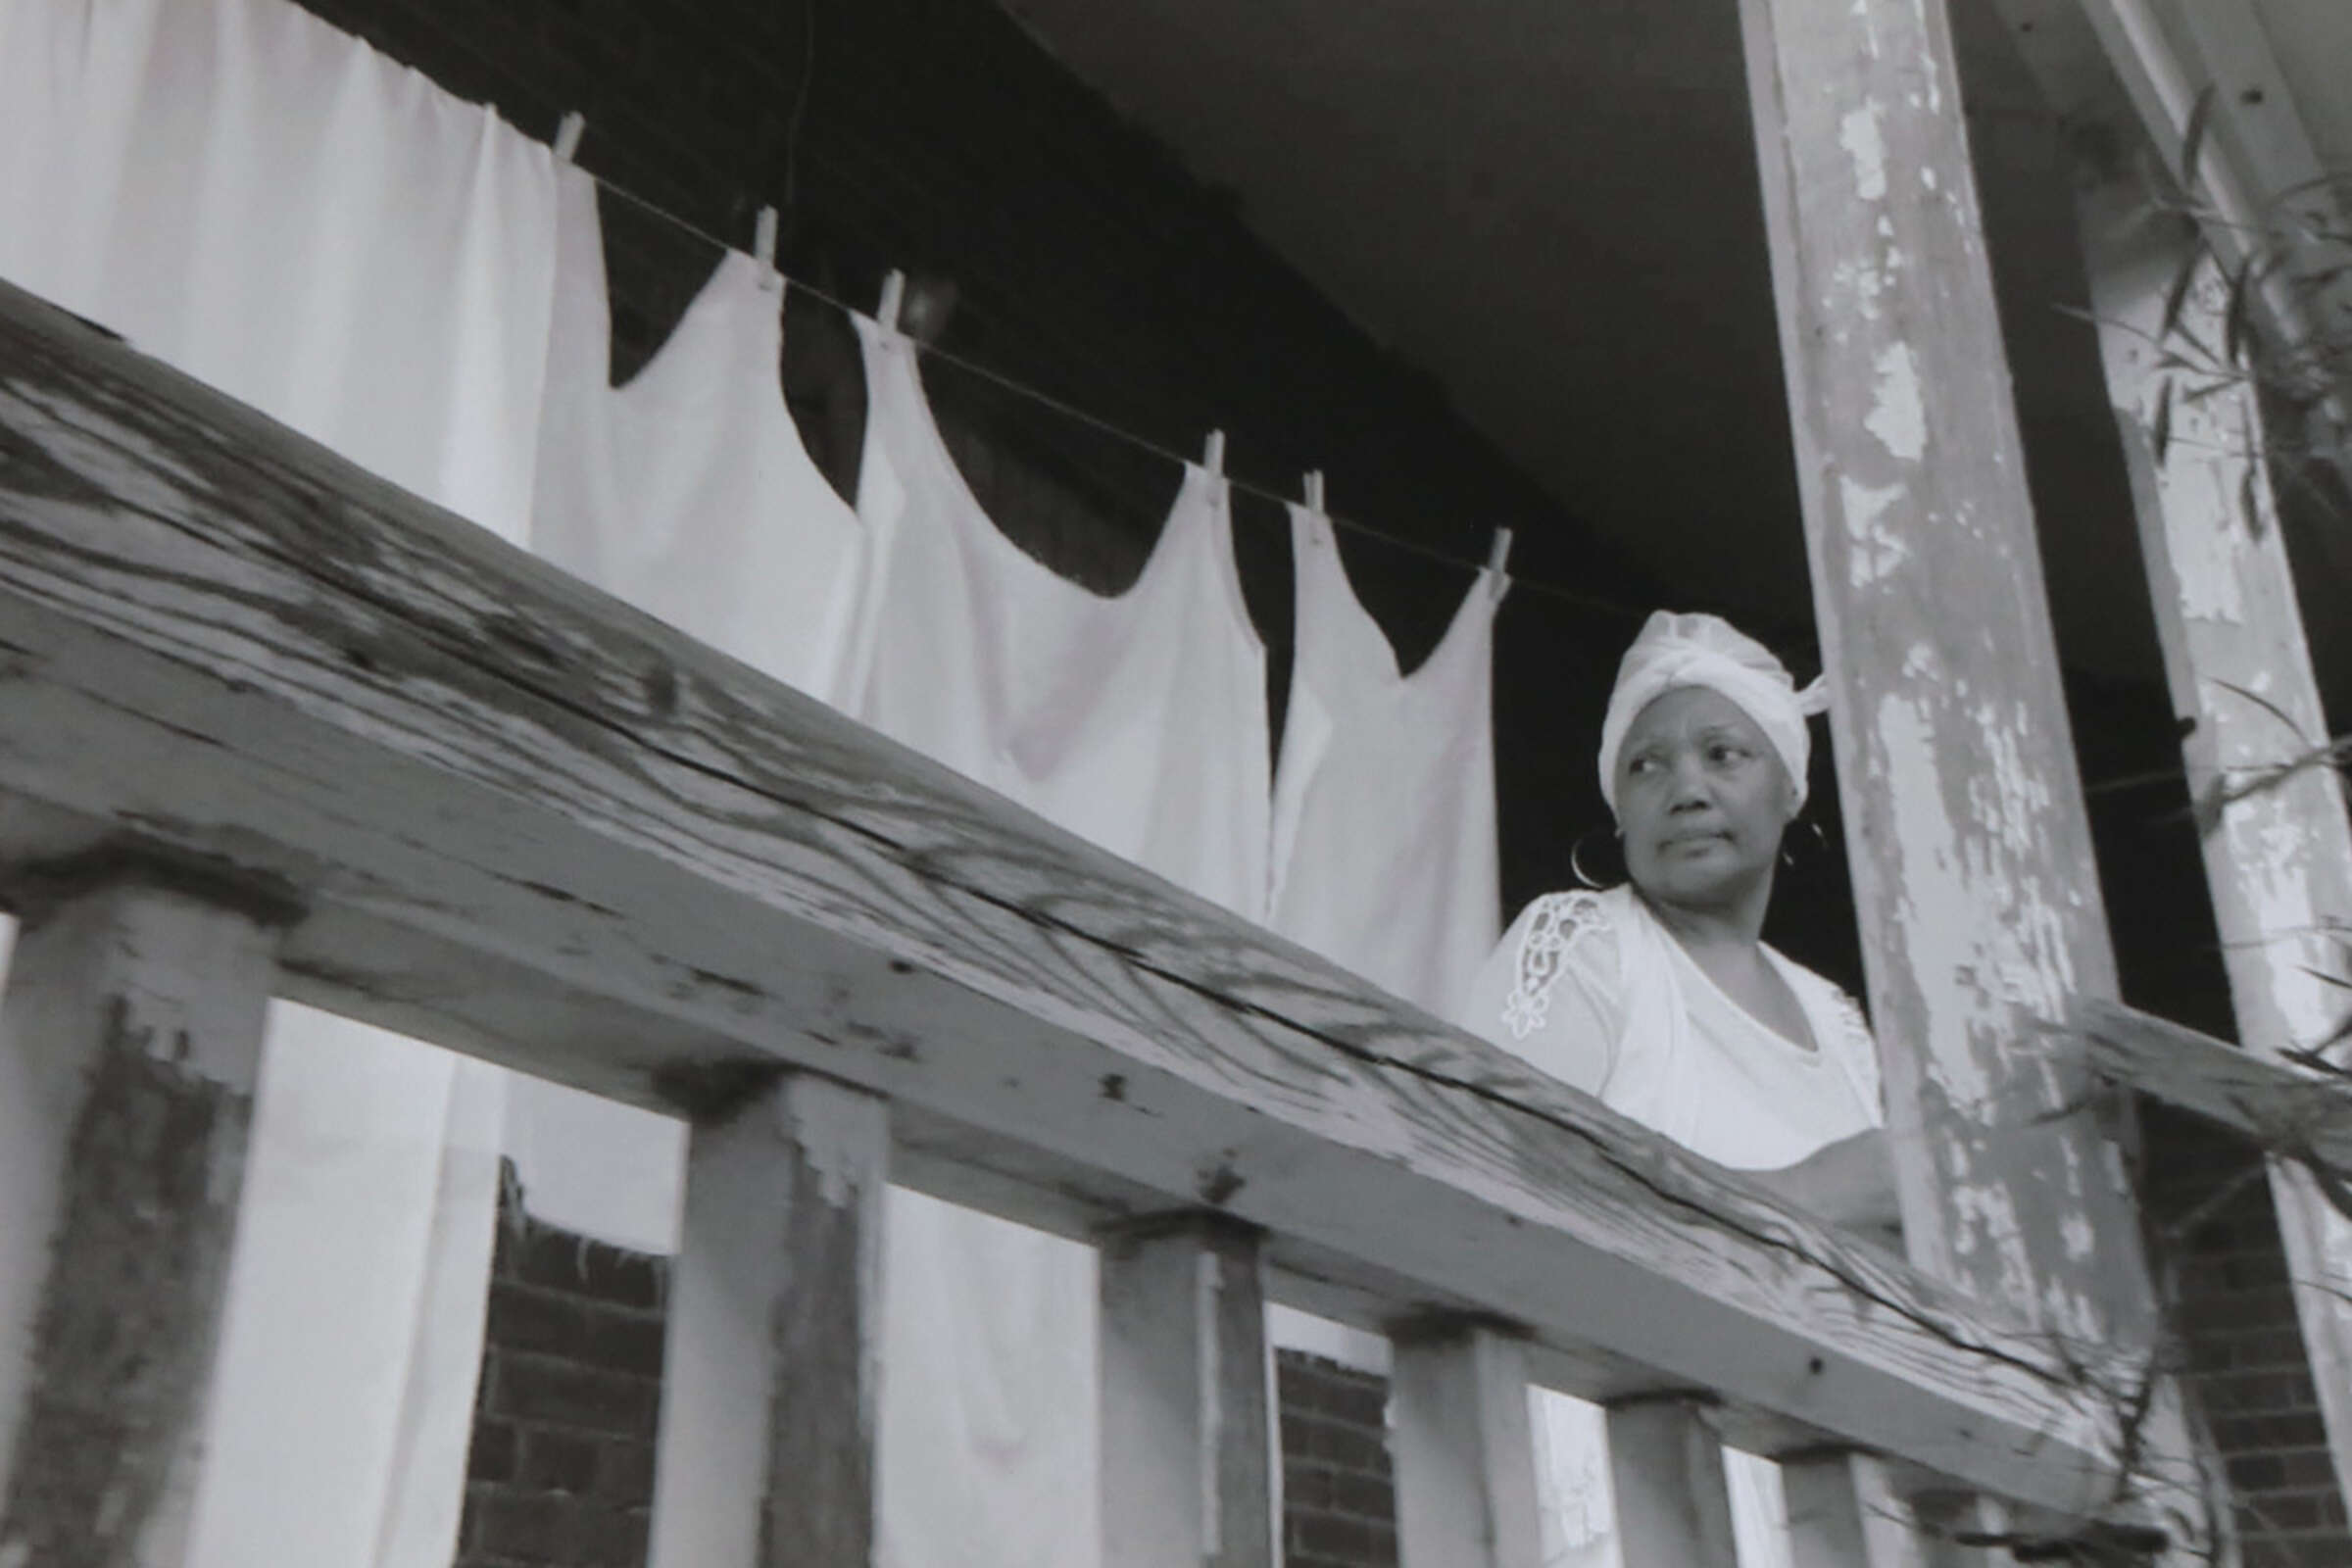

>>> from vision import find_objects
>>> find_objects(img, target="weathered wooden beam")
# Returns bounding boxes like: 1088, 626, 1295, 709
2079, 1000, 2352, 1174
1737, 0, 2158, 1346
1388, 1320, 1541, 1568
648, 1070, 888, 1568
1606, 1398, 1740, 1568
0, 860, 288, 1564
0, 278, 2126, 1513
1099, 1213, 1276, 1568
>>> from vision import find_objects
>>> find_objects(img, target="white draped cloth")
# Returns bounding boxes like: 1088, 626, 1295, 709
1458, 885, 1882, 1568
0, 1, 561, 1562
852, 313, 1272, 1568
1268, 502, 1502, 1015
1263, 502, 1503, 1367
504, 159, 890, 1255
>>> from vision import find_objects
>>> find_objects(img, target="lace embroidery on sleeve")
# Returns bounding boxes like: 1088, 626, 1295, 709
1499, 892, 1609, 1041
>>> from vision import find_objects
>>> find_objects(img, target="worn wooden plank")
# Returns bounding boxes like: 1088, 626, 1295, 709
0, 864, 287, 1564
1389, 1321, 1542, 1568
1737, 0, 2159, 1348
0, 278, 2130, 1513
1099, 1213, 1275, 1568
648, 1070, 887, 1568
1606, 1398, 1740, 1568
2080, 1001, 2352, 1174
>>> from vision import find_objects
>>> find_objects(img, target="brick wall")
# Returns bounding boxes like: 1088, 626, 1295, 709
2138, 1105, 2352, 1567
457, 1166, 1407, 1568
458, 1169, 666, 1568
1277, 1352, 1399, 1568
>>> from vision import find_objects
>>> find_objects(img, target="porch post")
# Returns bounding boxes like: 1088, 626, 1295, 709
1735, 0, 2157, 1343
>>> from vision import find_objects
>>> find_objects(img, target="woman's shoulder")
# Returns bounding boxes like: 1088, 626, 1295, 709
1494, 887, 1626, 1041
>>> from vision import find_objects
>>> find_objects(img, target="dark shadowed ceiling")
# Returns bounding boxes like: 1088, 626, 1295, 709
1000, 0, 2351, 693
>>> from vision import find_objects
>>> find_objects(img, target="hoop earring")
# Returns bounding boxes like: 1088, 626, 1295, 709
1570, 824, 1624, 889
1780, 815, 1832, 868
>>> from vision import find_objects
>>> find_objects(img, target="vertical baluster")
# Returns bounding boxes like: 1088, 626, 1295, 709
1781, 1448, 1936, 1567
1606, 1396, 1740, 1568
1099, 1212, 1276, 1568
1389, 1320, 1540, 1568
648, 1068, 889, 1568
0, 860, 290, 1564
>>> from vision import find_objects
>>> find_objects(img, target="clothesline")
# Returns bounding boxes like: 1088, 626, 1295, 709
584, 165, 1655, 624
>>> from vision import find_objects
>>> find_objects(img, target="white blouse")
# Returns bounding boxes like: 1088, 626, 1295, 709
1458, 885, 1882, 1169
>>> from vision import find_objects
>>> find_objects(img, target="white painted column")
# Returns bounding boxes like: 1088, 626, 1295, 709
1389, 1321, 1541, 1568
2076, 156, 2352, 1521
1606, 1398, 1740, 1568
649, 1068, 889, 1568
1098, 1213, 1277, 1568
1782, 1449, 1929, 1568
1737, 0, 2158, 1344
0, 859, 288, 1564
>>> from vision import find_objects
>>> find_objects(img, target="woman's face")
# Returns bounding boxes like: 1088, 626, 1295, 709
1613, 686, 1795, 913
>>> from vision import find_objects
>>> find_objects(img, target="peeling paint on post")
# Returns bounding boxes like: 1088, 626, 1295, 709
1736, 0, 2158, 1348
648, 1070, 888, 1568
2073, 122, 2352, 1521
0, 863, 286, 1567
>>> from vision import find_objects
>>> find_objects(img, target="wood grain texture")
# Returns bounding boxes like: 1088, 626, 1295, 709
0, 875, 282, 1567
2080, 1001, 2352, 1174
1099, 1214, 1276, 1568
1737, 0, 2158, 1348
1390, 1321, 1542, 1568
0, 279, 2129, 1513
649, 1072, 887, 1568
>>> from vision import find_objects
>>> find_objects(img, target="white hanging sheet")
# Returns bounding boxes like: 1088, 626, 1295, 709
502, 162, 890, 1256
1267, 503, 1501, 1013
852, 314, 1272, 1568
0, 2, 559, 1564
531, 161, 878, 706
1262, 502, 1503, 1372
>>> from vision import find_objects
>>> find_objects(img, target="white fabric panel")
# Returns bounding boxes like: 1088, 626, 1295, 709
0, 3, 559, 1564
853, 315, 1271, 1568
1266, 503, 1502, 1014
1262, 509, 1500, 1374
852, 317, 1271, 921
504, 161, 889, 1255
531, 161, 880, 704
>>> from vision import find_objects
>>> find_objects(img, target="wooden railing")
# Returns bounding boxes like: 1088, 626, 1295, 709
0, 277, 2159, 1564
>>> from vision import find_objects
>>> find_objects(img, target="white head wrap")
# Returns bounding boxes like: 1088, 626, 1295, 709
1598, 612, 1830, 814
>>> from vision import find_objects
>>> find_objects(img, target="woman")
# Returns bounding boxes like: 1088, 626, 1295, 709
1458, 611, 1896, 1566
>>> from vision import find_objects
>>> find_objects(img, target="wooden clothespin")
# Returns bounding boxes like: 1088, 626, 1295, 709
1485, 526, 1515, 601
877, 270, 906, 333
553, 112, 586, 163
1201, 429, 1226, 477
1302, 470, 1327, 514
752, 207, 781, 293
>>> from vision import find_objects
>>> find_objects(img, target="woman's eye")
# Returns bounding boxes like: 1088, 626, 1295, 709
1707, 744, 1749, 764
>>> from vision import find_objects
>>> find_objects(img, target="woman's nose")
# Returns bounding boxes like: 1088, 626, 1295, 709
1666, 756, 1712, 807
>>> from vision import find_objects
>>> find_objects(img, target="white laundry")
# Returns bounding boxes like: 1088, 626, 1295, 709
531, 160, 878, 706
1267, 502, 1502, 1015
0, 3, 558, 1564
852, 313, 1272, 1568
1262, 503, 1504, 1370
503, 161, 890, 1257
